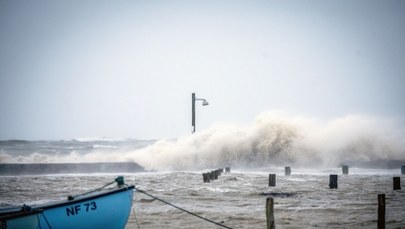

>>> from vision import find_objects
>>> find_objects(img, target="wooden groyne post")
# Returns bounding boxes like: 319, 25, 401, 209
269, 174, 276, 187
285, 166, 291, 176
401, 165, 405, 175
393, 177, 401, 190
202, 173, 210, 183
329, 174, 338, 189
266, 197, 275, 229
378, 194, 385, 229
225, 167, 231, 173
210, 171, 216, 180
202, 169, 224, 183
342, 165, 349, 175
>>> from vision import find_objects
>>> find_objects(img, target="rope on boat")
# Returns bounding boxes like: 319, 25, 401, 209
39, 212, 53, 229
68, 177, 121, 200
124, 185, 141, 229
15, 205, 53, 229
134, 187, 233, 229
130, 203, 141, 229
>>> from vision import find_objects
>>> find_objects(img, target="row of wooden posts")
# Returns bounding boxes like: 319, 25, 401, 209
266, 165, 405, 229
267, 165, 403, 191
202, 165, 403, 189
266, 194, 392, 229
201, 165, 404, 228
202, 167, 231, 183
203, 165, 405, 184
268, 165, 349, 187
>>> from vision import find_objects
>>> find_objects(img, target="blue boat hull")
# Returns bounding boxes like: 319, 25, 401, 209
0, 210, 41, 229
35, 185, 134, 229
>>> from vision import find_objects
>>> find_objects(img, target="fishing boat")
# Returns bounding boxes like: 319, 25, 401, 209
0, 176, 134, 229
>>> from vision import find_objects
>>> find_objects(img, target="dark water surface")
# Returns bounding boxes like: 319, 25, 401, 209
1, 168, 404, 228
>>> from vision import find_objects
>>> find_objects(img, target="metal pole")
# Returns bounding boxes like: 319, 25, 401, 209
192, 93, 196, 133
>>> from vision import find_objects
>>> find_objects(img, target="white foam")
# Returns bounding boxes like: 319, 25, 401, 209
126, 111, 405, 171
1, 111, 404, 171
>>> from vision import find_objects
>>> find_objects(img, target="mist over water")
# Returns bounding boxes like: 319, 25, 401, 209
1, 112, 404, 171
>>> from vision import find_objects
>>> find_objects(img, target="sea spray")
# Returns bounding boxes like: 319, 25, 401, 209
1, 112, 404, 171
128, 112, 405, 171
129, 113, 314, 170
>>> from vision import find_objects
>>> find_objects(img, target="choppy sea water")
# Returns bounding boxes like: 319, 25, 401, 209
1, 137, 405, 228
1, 168, 404, 228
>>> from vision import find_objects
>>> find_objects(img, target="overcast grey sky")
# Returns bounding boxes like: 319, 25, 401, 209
1, 0, 404, 140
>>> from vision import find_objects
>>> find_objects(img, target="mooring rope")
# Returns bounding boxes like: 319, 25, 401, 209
124, 185, 141, 229
68, 180, 116, 200
134, 187, 232, 229
39, 212, 53, 229
130, 202, 141, 229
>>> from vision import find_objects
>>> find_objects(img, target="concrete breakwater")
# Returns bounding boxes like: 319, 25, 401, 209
0, 162, 145, 175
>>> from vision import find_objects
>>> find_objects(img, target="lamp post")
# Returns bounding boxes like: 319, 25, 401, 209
192, 93, 209, 133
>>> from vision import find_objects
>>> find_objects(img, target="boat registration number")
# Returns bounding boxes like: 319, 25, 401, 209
66, 201, 97, 216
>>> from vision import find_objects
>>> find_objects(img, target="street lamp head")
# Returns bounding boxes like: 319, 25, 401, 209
192, 93, 209, 133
